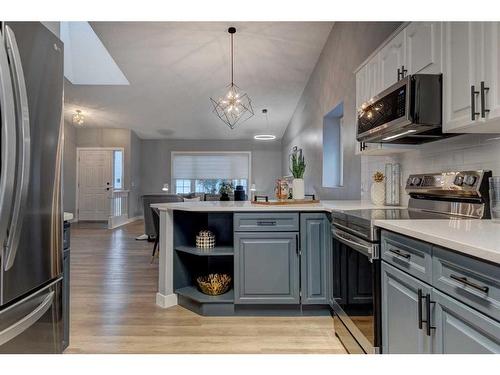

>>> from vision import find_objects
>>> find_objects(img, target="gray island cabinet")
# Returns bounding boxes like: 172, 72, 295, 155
172, 210, 332, 315
381, 230, 500, 354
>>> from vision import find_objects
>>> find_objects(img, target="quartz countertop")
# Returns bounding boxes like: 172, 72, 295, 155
63, 212, 74, 222
151, 200, 404, 212
375, 219, 500, 265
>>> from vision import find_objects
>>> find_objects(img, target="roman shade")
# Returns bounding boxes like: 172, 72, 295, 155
172, 152, 250, 180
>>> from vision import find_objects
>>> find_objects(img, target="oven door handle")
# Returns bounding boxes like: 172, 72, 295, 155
332, 227, 378, 262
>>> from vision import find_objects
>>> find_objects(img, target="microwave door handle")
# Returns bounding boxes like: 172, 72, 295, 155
4, 26, 31, 271
0, 36, 17, 251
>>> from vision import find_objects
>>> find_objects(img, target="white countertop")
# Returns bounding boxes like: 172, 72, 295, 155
375, 219, 500, 265
151, 200, 404, 212
63, 212, 74, 222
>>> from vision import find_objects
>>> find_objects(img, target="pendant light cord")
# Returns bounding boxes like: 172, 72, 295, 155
230, 32, 234, 86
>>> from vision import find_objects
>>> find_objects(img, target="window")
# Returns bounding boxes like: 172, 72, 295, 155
113, 150, 124, 189
172, 152, 251, 195
323, 102, 343, 187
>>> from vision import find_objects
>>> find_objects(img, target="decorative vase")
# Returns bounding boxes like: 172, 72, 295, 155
370, 181, 386, 206
292, 178, 305, 200
220, 193, 230, 201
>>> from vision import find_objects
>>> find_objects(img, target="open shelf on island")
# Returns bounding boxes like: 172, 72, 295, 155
175, 245, 234, 256
175, 286, 234, 303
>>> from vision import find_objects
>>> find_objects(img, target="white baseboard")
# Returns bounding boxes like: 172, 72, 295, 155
108, 215, 143, 229
156, 292, 178, 308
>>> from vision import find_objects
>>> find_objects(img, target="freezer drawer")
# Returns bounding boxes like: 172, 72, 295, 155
0, 278, 63, 353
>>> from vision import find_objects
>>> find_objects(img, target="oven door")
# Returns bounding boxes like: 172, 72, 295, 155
331, 227, 381, 354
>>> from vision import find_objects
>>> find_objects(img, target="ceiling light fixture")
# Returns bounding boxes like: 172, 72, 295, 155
72, 109, 85, 126
254, 109, 276, 141
210, 27, 254, 129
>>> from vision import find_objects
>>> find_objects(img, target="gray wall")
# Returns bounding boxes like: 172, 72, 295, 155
140, 139, 282, 199
62, 126, 142, 218
281, 22, 401, 199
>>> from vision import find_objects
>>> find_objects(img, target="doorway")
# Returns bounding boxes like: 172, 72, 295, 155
76, 148, 124, 221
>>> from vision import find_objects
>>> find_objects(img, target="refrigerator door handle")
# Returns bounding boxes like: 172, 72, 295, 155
0, 291, 54, 346
0, 32, 17, 255
4, 25, 31, 271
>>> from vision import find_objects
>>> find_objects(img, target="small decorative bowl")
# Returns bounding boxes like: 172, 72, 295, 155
196, 230, 215, 249
196, 273, 232, 296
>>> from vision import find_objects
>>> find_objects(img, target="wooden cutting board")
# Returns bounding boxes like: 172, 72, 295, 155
251, 199, 320, 205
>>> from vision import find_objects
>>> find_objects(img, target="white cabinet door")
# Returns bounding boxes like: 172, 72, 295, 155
366, 55, 381, 100
443, 22, 482, 132
405, 22, 442, 75
481, 22, 500, 131
379, 30, 406, 91
355, 65, 368, 111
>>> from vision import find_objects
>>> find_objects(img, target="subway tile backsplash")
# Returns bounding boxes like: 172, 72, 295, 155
361, 134, 500, 206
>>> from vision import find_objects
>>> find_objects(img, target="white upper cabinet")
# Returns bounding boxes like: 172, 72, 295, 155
442, 22, 480, 132
355, 64, 367, 111
365, 55, 381, 100
481, 22, 500, 131
443, 22, 500, 133
379, 30, 406, 90
405, 22, 442, 75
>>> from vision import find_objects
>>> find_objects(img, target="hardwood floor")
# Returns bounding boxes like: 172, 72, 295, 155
66, 220, 346, 354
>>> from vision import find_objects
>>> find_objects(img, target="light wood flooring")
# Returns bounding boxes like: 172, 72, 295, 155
66, 220, 346, 354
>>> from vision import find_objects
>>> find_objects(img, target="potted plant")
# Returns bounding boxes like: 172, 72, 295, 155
218, 181, 234, 201
289, 148, 306, 200
371, 171, 385, 206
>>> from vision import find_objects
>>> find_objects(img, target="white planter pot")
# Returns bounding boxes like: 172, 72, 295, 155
370, 181, 386, 206
292, 178, 305, 200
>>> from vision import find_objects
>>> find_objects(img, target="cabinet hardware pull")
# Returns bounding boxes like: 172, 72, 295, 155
296, 234, 299, 256
401, 65, 407, 79
389, 248, 411, 259
304, 194, 316, 200
480, 81, 490, 118
417, 289, 424, 329
256, 220, 277, 226
471, 85, 480, 121
397, 68, 401, 81
425, 294, 436, 336
450, 274, 489, 293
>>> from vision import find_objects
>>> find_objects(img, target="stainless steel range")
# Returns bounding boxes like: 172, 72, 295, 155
330, 170, 492, 354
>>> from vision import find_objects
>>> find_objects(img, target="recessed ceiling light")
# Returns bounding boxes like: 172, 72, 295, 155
254, 134, 277, 141
254, 109, 276, 141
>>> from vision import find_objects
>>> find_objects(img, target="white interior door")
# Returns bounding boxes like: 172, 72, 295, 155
77, 150, 113, 221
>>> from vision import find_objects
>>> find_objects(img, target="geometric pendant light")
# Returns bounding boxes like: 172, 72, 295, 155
210, 27, 254, 129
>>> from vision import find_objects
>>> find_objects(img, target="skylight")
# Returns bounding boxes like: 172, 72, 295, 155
60, 22, 129, 85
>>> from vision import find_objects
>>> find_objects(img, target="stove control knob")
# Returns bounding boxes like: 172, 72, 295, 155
454, 175, 464, 186
412, 177, 422, 186
464, 175, 477, 186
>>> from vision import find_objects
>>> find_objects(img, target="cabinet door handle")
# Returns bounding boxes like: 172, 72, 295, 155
471, 85, 480, 121
389, 248, 411, 259
480, 81, 490, 118
295, 234, 299, 256
417, 289, 424, 329
397, 68, 401, 81
256, 220, 276, 226
450, 274, 489, 293
401, 65, 407, 78
425, 293, 436, 336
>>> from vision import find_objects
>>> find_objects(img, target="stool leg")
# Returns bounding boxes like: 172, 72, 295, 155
151, 240, 158, 263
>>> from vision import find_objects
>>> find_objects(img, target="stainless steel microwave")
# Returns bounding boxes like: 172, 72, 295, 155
356, 74, 446, 144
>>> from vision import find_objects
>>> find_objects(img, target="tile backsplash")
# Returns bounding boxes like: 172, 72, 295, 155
361, 134, 500, 206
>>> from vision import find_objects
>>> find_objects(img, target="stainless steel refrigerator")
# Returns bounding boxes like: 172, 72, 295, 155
0, 22, 64, 353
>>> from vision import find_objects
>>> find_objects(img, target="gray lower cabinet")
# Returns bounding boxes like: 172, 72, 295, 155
382, 262, 433, 354
433, 289, 500, 353
300, 213, 330, 305
234, 232, 300, 304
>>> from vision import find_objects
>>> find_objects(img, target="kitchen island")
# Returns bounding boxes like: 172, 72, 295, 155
152, 200, 399, 314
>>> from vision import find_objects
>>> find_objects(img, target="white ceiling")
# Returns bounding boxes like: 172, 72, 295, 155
64, 22, 333, 140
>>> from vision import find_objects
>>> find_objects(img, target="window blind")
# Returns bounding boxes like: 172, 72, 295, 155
172, 152, 250, 180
